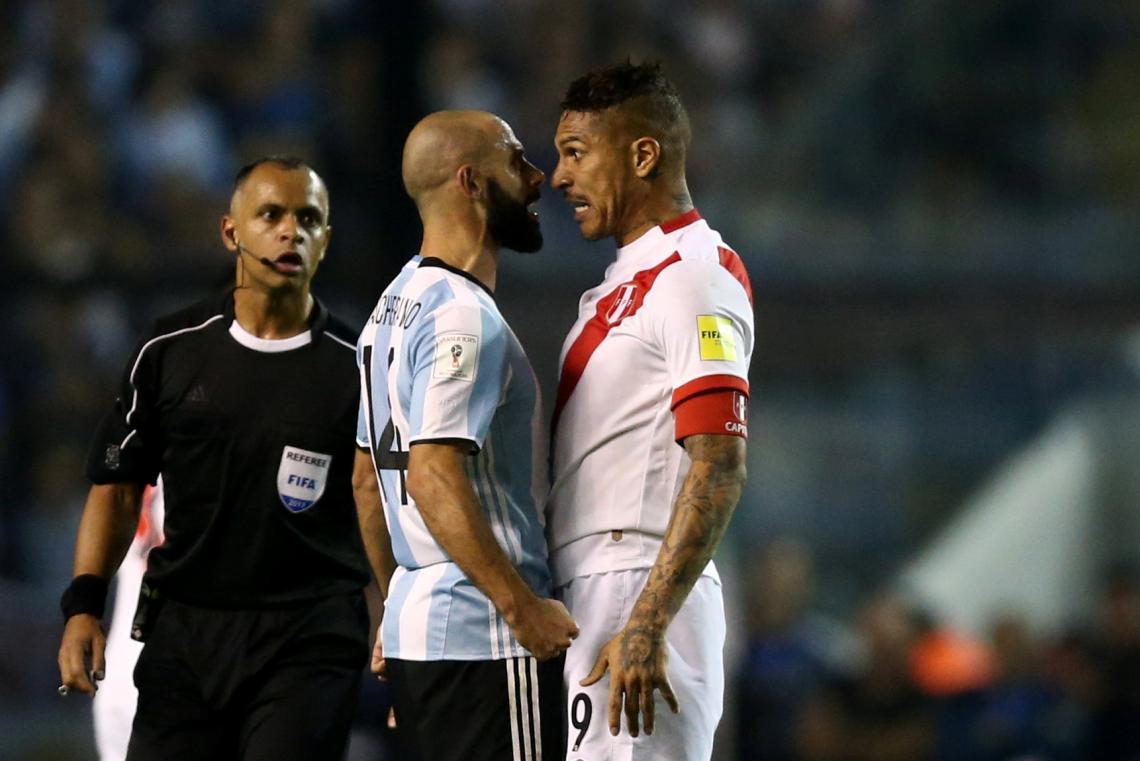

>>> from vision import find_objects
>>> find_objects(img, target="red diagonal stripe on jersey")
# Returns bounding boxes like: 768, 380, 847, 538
552, 252, 683, 432
718, 246, 753, 305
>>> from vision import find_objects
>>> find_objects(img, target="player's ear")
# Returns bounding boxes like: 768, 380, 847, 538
631, 137, 661, 179
318, 225, 331, 262
220, 216, 238, 252
457, 165, 482, 200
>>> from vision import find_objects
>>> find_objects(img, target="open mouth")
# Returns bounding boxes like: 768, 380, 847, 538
567, 198, 590, 222
271, 252, 304, 275
524, 194, 542, 221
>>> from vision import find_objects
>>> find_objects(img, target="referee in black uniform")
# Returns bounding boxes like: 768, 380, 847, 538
57, 157, 372, 760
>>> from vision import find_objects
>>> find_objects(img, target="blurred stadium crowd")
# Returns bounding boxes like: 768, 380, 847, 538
1, 0, 1138, 758
734, 539, 1140, 761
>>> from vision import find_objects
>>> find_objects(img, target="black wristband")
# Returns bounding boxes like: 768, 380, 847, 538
60, 574, 109, 623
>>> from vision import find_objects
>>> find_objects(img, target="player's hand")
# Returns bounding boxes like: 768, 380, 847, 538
57, 614, 107, 696
509, 596, 579, 661
370, 622, 387, 681
370, 623, 398, 728
581, 625, 679, 737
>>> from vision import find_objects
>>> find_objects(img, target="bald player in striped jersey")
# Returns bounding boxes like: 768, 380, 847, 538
354, 110, 578, 761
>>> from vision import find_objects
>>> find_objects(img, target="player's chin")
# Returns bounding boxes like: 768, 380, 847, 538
578, 220, 609, 242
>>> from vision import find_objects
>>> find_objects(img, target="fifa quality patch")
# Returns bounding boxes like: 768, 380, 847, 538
277, 446, 332, 513
433, 332, 479, 382
696, 315, 737, 361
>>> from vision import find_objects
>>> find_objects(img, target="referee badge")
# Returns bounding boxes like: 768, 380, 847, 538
277, 446, 332, 512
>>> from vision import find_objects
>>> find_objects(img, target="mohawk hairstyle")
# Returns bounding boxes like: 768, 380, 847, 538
560, 60, 680, 113
233, 155, 314, 190
560, 60, 691, 157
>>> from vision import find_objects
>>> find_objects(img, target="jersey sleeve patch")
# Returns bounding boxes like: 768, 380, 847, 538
696, 315, 738, 361
432, 333, 479, 382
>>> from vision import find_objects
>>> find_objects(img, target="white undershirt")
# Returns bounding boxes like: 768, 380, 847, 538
228, 320, 312, 353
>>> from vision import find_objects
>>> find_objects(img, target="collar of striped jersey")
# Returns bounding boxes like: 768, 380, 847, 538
223, 288, 330, 337
418, 256, 494, 297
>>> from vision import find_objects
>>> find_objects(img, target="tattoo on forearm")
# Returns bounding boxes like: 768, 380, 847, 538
625, 436, 745, 643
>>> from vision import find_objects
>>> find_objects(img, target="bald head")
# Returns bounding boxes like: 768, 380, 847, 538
402, 110, 514, 208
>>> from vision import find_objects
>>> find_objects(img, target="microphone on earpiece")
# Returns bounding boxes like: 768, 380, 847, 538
234, 240, 278, 270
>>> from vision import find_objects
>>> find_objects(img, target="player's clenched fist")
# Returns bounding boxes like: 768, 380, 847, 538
58, 614, 107, 696
508, 596, 579, 660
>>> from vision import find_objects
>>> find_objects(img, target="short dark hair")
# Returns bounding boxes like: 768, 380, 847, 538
560, 60, 690, 158
561, 60, 681, 113
233, 155, 314, 190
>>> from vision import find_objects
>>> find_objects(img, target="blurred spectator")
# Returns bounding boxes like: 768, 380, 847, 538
964, 615, 1066, 761
736, 538, 857, 761
120, 58, 231, 197
1089, 566, 1140, 759
1038, 631, 1099, 760
909, 610, 994, 699
797, 594, 935, 761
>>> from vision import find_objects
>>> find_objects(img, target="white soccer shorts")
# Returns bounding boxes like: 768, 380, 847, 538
558, 568, 726, 761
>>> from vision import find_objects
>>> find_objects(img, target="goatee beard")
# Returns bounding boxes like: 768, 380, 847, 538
487, 180, 543, 253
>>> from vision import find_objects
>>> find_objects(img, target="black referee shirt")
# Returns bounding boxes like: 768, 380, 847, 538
86, 290, 369, 608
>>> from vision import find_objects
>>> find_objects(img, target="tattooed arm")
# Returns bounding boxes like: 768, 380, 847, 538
580, 434, 747, 737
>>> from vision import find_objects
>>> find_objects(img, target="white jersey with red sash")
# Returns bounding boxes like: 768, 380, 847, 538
546, 210, 754, 587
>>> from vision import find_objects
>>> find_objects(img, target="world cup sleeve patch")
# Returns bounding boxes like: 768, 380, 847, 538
433, 333, 479, 382
277, 446, 332, 513
696, 315, 737, 361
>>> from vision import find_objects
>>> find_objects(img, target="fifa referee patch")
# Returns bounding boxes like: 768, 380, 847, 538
433, 333, 479, 382
277, 446, 332, 513
696, 315, 737, 361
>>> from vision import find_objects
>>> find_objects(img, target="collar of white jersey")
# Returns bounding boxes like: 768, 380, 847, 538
616, 208, 703, 263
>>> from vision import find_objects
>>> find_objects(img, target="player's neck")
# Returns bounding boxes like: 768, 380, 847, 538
420, 217, 498, 293
233, 286, 314, 339
615, 183, 693, 248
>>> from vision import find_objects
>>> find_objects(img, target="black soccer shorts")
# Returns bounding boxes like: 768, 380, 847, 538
387, 654, 565, 761
126, 592, 369, 761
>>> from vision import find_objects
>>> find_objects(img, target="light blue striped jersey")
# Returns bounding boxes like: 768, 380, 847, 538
356, 256, 551, 661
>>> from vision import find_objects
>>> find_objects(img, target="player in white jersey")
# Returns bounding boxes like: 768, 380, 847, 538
92, 482, 164, 761
548, 61, 754, 761
354, 110, 579, 761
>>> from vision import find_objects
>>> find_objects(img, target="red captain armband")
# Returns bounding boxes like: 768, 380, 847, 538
671, 375, 750, 442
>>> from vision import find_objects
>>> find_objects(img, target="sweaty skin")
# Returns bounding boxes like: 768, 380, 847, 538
402, 111, 502, 201
401, 110, 542, 291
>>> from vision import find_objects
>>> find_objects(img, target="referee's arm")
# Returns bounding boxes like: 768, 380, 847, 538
58, 482, 145, 696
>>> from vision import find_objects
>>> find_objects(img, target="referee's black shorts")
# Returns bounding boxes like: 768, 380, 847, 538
126, 591, 369, 761
387, 654, 565, 761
